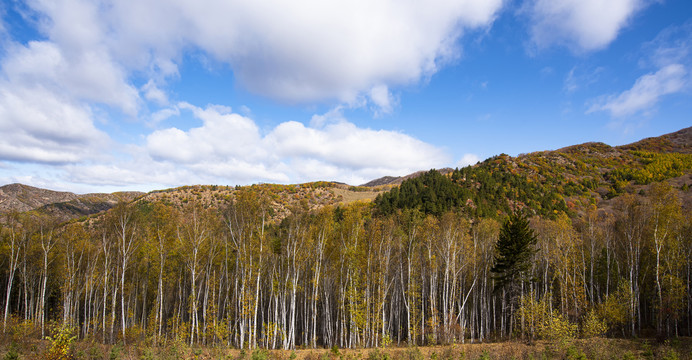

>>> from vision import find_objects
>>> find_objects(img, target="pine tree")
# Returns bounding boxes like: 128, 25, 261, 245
491, 212, 538, 293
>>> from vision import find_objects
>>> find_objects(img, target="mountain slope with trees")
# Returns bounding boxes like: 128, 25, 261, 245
375, 127, 692, 219
0, 127, 691, 357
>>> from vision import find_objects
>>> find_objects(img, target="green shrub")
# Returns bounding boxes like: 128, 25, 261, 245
109, 345, 121, 360
662, 349, 679, 360
565, 346, 587, 360
3, 343, 20, 360
251, 349, 268, 360
621, 352, 636, 360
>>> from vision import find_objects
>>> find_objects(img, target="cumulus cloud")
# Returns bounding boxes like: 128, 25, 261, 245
3, 40, 139, 115
142, 80, 168, 106
52, 103, 448, 190
268, 120, 447, 170
20, 0, 504, 106
139, 104, 449, 187
0, 84, 109, 163
527, 0, 647, 52
588, 64, 687, 117
0, 0, 502, 185
147, 103, 265, 164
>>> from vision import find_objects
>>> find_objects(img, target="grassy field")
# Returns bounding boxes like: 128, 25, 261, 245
2, 337, 691, 360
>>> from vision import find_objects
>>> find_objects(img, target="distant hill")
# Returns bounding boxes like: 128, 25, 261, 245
36, 192, 145, 223
0, 183, 80, 213
0, 183, 143, 222
361, 168, 454, 187
2, 126, 690, 224
0, 181, 387, 224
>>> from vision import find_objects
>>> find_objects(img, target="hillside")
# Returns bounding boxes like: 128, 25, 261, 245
0, 183, 143, 222
135, 182, 385, 222
361, 168, 454, 187
618, 126, 692, 153
374, 127, 692, 218
0, 181, 387, 225
1, 127, 690, 224
34, 191, 145, 223
0, 183, 79, 213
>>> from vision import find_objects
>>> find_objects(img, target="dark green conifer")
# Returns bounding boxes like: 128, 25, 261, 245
491, 211, 538, 293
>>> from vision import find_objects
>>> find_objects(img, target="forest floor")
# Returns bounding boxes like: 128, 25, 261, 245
2, 336, 691, 360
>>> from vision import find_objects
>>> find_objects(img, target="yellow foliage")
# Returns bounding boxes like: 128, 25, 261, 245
43, 324, 77, 360
597, 281, 631, 334
539, 311, 577, 345
581, 309, 607, 338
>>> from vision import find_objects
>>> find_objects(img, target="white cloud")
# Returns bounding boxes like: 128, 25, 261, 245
3, 41, 139, 115
527, 0, 647, 52
147, 102, 264, 163
0, 0, 502, 184
1, 0, 509, 190
55, 103, 448, 190
142, 80, 168, 106
21, 0, 504, 106
457, 153, 481, 167
0, 84, 109, 163
268, 120, 447, 170
150, 107, 180, 125
369, 85, 396, 115
140, 104, 449, 187
588, 64, 687, 117
587, 23, 692, 119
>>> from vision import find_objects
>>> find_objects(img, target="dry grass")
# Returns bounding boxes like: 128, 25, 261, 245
2, 337, 691, 359
331, 187, 382, 204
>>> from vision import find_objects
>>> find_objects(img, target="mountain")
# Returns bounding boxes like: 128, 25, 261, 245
134, 182, 386, 222
35, 192, 145, 223
618, 126, 692, 153
361, 168, 455, 187
0, 183, 143, 222
0, 181, 387, 224
0, 183, 80, 213
2, 127, 690, 224
1, 127, 689, 350
374, 127, 692, 218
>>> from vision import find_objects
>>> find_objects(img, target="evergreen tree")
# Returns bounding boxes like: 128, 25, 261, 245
491, 212, 538, 293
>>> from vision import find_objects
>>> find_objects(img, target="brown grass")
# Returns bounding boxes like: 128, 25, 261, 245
2, 337, 691, 359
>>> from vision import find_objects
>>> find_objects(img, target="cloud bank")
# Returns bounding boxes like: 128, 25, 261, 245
60, 104, 450, 189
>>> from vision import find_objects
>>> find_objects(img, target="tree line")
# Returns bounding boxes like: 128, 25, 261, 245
0, 182, 690, 349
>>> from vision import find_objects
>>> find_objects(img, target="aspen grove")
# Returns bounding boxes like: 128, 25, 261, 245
1, 181, 691, 349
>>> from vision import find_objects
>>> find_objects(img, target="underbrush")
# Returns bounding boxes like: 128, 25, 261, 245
1, 335, 690, 359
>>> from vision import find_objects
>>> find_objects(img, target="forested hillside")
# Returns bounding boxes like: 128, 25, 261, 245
1, 128, 691, 353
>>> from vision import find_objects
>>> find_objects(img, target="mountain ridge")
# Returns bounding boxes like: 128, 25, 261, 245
0, 183, 144, 222
1, 126, 690, 222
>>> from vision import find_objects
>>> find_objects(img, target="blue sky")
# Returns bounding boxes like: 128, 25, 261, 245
0, 0, 690, 193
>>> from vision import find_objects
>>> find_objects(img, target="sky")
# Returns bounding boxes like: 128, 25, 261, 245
0, 0, 690, 194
